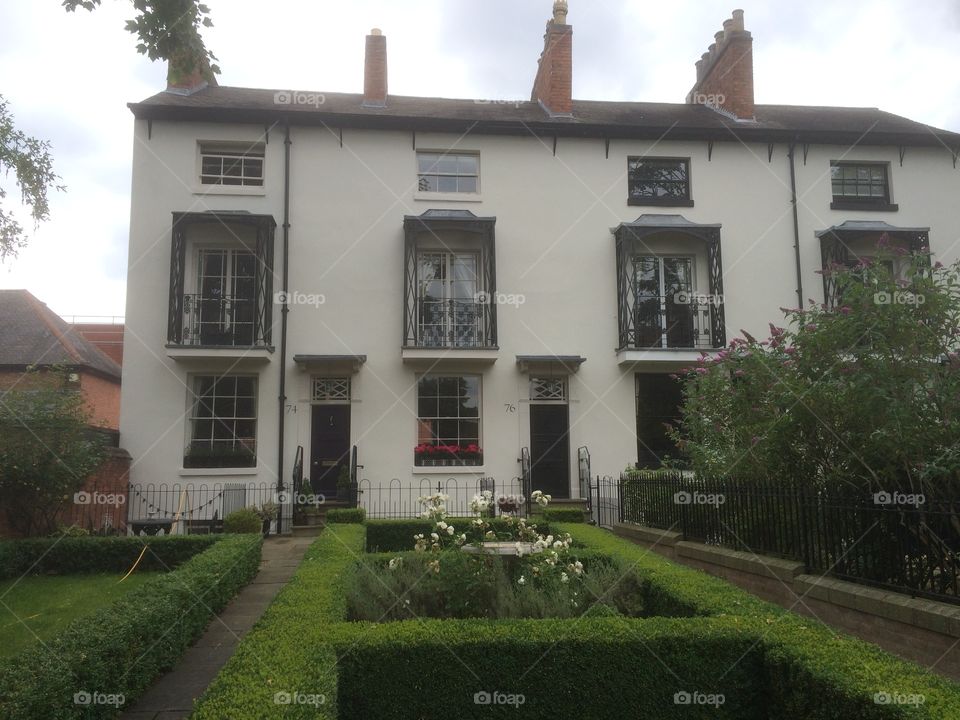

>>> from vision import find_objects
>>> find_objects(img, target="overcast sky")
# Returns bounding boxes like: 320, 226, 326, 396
1, 0, 958, 318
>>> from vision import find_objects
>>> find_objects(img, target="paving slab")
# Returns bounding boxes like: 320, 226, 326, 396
118, 534, 312, 720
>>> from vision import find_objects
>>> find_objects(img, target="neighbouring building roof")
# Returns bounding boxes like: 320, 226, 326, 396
0, 290, 122, 382
129, 87, 960, 148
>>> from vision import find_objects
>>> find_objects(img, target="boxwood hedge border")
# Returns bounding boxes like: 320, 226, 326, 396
193, 521, 960, 719
0, 534, 262, 719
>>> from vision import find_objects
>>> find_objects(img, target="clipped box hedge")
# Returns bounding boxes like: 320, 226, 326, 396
192, 524, 366, 720
195, 520, 960, 719
540, 507, 587, 523
0, 535, 220, 580
325, 507, 366, 524
0, 534, 262, 719
335, 616, 766, 719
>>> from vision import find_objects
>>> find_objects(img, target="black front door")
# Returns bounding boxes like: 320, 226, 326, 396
635, 373, 684, 467
310, 405, 351, 498
530, 404, 570, 499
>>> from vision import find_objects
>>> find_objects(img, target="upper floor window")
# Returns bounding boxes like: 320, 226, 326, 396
200, 142, 265, 187
417, 152, 479, 193
830, 162, 896, 211
628, 157, 692, 207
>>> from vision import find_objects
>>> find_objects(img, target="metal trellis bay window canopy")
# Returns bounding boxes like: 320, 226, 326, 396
403, 210, 498, 349
168, 211, 277, 348
614, 214, 726, 350
817, 221, 930, 309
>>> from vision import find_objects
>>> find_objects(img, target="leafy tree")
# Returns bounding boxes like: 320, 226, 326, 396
0, 372, 106, 536
670, 238, 960, 497
62, 0, 220, 80
0, 2, 218, 260
0, 98, 63, 260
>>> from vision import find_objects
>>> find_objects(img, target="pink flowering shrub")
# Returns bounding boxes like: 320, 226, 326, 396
670, 241, 960, 493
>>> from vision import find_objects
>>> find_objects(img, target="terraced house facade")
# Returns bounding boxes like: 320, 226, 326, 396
121, 4, 960, 530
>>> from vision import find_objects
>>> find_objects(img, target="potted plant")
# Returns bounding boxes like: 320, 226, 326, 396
183, 443, 257, 469
256, 501, 279, 536
414, 443, 483, 467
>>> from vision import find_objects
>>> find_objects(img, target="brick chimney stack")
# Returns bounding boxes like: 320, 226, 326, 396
363, 28, 388, 108
686, 9, 754, 120
531, 1, 573, 117
165, 49, 217, 96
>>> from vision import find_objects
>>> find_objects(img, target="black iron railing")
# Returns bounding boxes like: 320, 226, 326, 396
357, 476, 525, 519
619, 471, 960, 605
408, 298, 495, 348
177, 294, 268, 348
623, 295, 717, 350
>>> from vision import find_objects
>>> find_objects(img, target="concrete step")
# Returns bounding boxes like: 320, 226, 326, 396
291, 524, 324, 537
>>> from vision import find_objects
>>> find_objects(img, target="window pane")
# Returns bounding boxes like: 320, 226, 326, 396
417, 376, 438, 397
457, 156, 478, 175
436, 156, 458, 174
418, 154, 440, 173
458, 176, 477, 193
418, 396, 438, 417
437, 175, 457, 192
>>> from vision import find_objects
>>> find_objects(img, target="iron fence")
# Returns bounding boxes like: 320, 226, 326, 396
123, 481, 288, 536
619, 471, 960, 605
357, 476, 527, 519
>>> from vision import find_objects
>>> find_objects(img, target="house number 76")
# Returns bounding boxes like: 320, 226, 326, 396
504, 404, 517, 413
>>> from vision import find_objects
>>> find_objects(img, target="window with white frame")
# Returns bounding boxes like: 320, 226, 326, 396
417, 152, 479, 193
200, 142, 265, 187
185, 375, 257, 468
415, 375, 482, 465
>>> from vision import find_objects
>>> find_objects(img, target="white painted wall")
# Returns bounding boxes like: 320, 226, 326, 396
120, 115, 960, 515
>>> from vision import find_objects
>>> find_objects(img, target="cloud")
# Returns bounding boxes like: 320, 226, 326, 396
0, 0, 957, 316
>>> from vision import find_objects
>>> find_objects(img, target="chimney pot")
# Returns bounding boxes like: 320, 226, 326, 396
722, 18, 733, 38
363, 29, 388, 107
732, 9, 745, 32
553, 0, 569, 24
714, 30, 725, 45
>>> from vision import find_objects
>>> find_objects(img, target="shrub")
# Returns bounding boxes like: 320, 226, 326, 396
325, 507, 365, 524
366, 518, 551, 553
346, 553, 633, 622
0, 535, 220, 580
541, 507, 586, 523
192, 524, 365, 720
0, 534, 262, 719
335, 617, 767, 719
223, 508, 263, 534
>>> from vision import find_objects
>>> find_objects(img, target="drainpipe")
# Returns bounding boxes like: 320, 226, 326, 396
277, 120, 292, 532
788, 140, 804, 309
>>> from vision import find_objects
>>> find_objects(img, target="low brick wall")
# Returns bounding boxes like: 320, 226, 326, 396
613, 522, 960, 681
0, 448, 131, 538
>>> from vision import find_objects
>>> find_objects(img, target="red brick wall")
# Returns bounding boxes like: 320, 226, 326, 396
0, 448, 130, 538
70, 323, 124, 365
79, 372, 121, 430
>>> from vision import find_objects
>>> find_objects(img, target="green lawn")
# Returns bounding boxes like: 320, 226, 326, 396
0, 572, 159, 658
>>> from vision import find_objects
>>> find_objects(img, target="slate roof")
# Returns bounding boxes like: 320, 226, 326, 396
0, 290, 122, 381
129, 87, 960, 148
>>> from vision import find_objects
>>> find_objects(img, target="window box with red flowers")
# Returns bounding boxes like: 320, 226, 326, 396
414, 443, 483, 467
